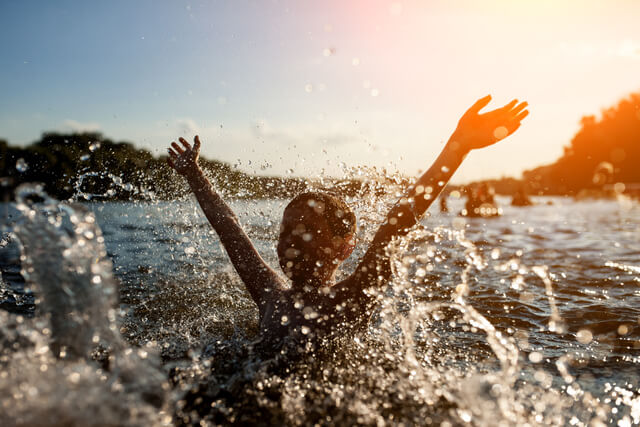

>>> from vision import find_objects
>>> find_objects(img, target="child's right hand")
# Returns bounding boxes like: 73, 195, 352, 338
451, 95, 528, 152
167, 135, 201, 176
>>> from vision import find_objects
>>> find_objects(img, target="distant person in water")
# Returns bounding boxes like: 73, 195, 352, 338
166, 95, 528, 351
511, 185, 533, 206
464, 183, 500, 217
439, 191, 449, 213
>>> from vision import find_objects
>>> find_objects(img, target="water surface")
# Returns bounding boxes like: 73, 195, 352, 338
1, 194, 639, 426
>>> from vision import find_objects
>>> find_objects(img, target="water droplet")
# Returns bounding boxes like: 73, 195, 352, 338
80, 154, 90, 161
302, 306, 318, 319
441, 166, 450, 173
576, 329, 593, 344
305, 83, 313, 93
458, 410, 472, 423
529, 352, 543, 363
184, 246, 196, 255
16, 158, 28, 172
68, 372, 81, 384
280, 315, 289, 325
322, 47, 334, 57
491, 248, 500, 259
493, 126, 508, 140
301, 326, 311, 335
89, 141, 101, 151
511, 275, 525, 291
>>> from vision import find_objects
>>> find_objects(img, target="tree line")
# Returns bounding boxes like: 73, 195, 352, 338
464, 91, 640, 196
523, 92, 640, 195
0, 132, 365, 202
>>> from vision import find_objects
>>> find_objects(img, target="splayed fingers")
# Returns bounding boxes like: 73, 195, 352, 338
500, 102, 529, 138
167, 135, 202, 175
456, 96, 529, 149
510, 101, 528, 117
497, 99, 519, 115
171, 142, 184, 154
465, 94, 493, 116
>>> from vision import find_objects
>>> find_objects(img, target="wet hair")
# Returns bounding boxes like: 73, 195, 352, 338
281, 192, 356, 239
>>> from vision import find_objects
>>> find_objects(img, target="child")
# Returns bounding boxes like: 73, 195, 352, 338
167, 95, 528, 348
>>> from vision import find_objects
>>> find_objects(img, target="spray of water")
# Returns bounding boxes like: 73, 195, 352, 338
0, 167, 636, 426
0, 184, 170, 426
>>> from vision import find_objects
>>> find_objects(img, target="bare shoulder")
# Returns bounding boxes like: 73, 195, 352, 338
331, 273, 373, 306
252, 267, 288, 309
328, 275, 379, 323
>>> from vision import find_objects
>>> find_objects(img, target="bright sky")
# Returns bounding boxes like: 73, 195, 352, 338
1, 0, 639, 183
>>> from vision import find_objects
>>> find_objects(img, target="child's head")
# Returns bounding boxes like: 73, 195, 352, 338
277, 192, 356, 285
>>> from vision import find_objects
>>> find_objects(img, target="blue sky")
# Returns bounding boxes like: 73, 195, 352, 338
1, 0, 639, 182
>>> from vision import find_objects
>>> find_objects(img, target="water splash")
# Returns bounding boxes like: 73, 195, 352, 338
0, 175, 637, 425
72, 171, 154, 201
0, 184, 169, 426
531, 265, 565, 334
14, 184, 120, 357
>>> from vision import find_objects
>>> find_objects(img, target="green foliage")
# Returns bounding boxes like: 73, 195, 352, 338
0, 132, 364, 201
524, 92, 640, 195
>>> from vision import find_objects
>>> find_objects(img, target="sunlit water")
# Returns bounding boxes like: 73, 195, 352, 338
1, 185, 639, 426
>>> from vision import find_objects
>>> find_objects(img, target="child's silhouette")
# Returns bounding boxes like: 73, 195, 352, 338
167, 95, 528, 348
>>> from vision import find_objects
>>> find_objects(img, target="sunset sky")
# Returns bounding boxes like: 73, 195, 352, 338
1, 0, 639, 182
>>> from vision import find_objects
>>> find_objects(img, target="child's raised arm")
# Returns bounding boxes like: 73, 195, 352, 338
167, 136, 283, 313
346, 95, 528, 291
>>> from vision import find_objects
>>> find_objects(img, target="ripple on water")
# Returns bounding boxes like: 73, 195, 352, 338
0, 193, 639, 425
